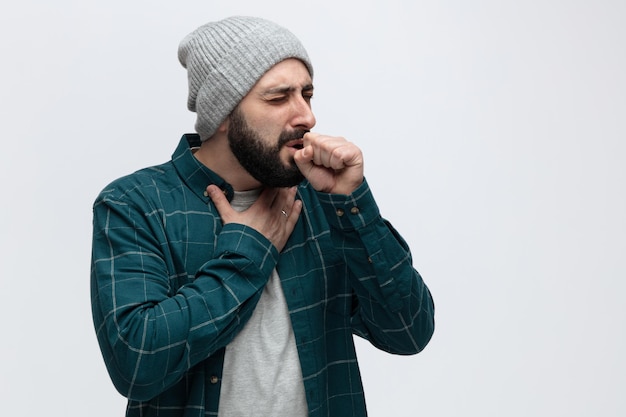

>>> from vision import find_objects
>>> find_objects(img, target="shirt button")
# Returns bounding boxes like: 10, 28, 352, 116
210, 375, 219, 384
336, 208, 345, 217
350, 206, 360, 215
203, 190, 209, 197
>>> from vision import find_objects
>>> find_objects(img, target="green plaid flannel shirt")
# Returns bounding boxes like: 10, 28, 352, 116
91, 134, 434, 416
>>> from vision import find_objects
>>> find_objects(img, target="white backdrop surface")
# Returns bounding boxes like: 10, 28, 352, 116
1, 1, 624, 416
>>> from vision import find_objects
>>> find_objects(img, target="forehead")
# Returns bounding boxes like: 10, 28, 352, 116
252, 58, 312, 91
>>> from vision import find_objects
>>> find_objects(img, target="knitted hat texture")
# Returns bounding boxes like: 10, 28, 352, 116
178, 16, 313, 140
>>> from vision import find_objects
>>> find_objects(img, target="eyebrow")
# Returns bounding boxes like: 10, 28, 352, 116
261, 84, 314, 95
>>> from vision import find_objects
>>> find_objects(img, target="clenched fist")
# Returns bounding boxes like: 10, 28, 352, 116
294, 132, 364, 195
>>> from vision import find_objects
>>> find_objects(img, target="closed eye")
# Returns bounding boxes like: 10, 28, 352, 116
266, 96, 288, 103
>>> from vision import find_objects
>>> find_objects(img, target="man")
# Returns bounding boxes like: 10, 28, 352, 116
91, 16, 434, 417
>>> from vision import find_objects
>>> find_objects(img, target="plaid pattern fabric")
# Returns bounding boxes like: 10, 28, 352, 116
91, 134, 434, 417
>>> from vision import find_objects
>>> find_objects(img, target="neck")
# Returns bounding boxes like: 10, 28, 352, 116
194, 133, 262, 191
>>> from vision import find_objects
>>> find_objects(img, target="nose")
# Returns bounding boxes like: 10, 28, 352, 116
291, 96, 316, 130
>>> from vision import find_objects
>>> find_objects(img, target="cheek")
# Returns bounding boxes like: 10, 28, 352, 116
253, 124, 282, 146
246, 110, 287, 133
236, 104, 289, 145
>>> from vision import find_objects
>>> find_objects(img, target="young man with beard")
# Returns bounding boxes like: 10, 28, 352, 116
91, 16, 435, 417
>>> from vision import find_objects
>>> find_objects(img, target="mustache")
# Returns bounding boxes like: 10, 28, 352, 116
277, 129, 309, 148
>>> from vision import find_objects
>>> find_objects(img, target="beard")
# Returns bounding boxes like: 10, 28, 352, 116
227, 107, 307, 188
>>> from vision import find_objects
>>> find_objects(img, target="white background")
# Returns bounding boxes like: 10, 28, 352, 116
1, 1, 624, 416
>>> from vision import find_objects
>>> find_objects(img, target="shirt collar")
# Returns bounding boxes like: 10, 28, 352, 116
171, 134, 235, 203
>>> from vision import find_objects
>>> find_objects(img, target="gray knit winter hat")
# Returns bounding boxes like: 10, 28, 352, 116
178, 16, 314, 141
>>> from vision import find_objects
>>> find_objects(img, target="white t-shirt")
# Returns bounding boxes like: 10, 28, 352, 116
217, 189, 308, 417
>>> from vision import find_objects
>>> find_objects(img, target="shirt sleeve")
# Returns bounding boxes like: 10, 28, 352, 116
90, 186, 278, 401
315, 179, 435, 355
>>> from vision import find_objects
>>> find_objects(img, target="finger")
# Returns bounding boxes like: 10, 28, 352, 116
314, 138, 362, 171
294, 146, 315, 175
300, 132, 323, 166
303, 134, 348, 169
272, 186, 296, 214
327, 142, 358, 170
277, 188, 302, 225
206, 185, 235, 221
286, 199, 302, 226
302, 131, 320, 147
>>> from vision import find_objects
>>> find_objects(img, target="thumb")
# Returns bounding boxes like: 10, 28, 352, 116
206, 185, 234, 221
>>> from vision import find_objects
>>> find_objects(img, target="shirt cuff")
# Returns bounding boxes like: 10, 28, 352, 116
316, 178, 380, 231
